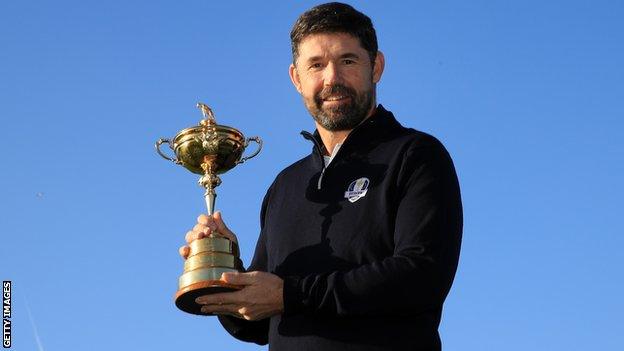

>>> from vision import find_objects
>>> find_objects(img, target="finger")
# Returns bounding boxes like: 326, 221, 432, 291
200, 305, 238, 315
197, 218, 218, 235
197, 214, 209, 225
237, 307, 253, 321
185, 229, 206, 244
205, 215, 219, 232
195, 291, 242, 305
213, 211, 233, 234
179, 245, 190, 259
221, 271, 256, 286
201, 213, 234, 241
198, 213, 217, 232
185, 230, 193, 244
193, 223, 209, 233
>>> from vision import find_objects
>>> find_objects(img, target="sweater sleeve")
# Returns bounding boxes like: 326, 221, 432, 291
282, 139, 463, 317
217, 183, 275, 345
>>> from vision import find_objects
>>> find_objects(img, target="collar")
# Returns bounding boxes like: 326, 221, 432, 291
300, 104, 401, 168
323, 142, 343, 166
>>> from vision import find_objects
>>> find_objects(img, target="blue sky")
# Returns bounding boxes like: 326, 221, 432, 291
1, 1, 623, 350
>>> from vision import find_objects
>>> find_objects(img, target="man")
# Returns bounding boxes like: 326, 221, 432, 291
179, 3, 462, 350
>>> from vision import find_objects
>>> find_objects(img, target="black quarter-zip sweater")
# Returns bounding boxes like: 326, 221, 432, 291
219, 105, 463, 351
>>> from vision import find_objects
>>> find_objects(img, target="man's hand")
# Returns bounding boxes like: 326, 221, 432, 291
196, 271, 284, 321
178, 213, 283, 320
179, 211, 238, 259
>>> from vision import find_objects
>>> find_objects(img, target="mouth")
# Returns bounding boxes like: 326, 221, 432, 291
322, 95, 350, 103
315, 84, 356, 108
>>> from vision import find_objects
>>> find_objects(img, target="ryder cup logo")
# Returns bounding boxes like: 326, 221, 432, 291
344, 177, 370, 203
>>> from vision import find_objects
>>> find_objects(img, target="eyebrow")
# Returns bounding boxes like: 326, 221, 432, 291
305, 52, 361, 63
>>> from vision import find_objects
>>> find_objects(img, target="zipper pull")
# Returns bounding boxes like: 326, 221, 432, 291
317, 167, 326, 190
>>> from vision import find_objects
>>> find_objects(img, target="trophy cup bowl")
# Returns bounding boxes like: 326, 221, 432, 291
156, 103, 262, 315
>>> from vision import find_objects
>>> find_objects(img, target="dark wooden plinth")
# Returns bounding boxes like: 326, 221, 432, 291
175, 280, 242, 315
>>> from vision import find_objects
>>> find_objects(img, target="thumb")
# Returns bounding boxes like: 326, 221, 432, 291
222, 272, 255, 286
213, 211, 237, 242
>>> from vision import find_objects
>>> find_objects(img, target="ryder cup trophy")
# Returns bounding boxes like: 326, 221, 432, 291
155, 102, 262, 315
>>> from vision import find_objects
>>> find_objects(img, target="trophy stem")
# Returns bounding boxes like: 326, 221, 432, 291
205, 188, 216, 216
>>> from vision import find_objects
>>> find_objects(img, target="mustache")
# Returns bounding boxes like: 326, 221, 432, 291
315, 84, 356, 102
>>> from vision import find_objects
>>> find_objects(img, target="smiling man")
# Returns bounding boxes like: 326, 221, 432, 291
179, 3, 463, 350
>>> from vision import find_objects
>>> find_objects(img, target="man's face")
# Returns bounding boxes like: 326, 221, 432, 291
289, 33, 384, 131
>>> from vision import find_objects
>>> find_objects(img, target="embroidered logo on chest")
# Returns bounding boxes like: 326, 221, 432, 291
344, 177, 370, 203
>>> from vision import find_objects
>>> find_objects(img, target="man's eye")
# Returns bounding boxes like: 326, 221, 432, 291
309, 63, 323, 69
343, 59, 355, 65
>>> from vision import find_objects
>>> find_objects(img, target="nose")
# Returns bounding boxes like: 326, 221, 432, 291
322, 62, 342, 86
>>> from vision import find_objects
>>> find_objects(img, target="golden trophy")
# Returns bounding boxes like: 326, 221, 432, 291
156, 102, 262, 315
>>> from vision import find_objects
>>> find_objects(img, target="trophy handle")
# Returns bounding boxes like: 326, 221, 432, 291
238, 136, 263, 164
156, 138, 179, 163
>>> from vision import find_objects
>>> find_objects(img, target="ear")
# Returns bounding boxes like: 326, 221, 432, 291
372, 51, 385, 84
289, 63, 302, 94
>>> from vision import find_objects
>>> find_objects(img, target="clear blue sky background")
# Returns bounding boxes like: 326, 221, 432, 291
1, 1, 623, 350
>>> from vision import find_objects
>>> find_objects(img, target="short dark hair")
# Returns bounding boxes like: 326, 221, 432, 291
290, 2, 378, 65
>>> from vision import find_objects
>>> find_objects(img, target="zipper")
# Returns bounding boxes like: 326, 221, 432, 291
301, 131, 328, 189
317, 167, 326, 190
300, 111, 379, 190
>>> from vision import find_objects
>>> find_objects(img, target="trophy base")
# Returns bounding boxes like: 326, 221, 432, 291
175, 280, 243, 315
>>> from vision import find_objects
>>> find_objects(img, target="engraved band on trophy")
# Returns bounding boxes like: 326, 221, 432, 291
155, 102, 262, 315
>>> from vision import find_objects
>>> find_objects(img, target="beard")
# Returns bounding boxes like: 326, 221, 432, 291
305, 84, 374, 131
